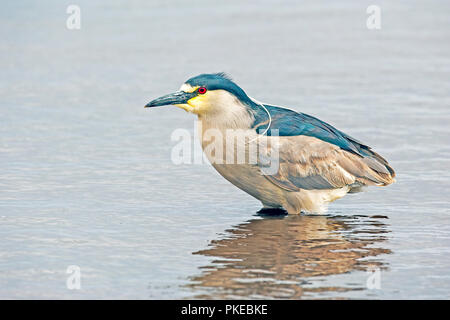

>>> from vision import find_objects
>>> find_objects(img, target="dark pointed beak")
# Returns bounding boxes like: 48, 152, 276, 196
145, 91, 196, 108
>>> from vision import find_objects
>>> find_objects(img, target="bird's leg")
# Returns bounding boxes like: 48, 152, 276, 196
257, 206, 288, 216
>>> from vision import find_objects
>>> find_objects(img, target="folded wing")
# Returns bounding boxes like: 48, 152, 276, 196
253, 105, 395, 192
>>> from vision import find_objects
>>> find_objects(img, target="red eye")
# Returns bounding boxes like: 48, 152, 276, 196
198, 87, 207, 94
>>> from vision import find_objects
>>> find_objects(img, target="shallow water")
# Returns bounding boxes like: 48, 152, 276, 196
1, 0, 449, 299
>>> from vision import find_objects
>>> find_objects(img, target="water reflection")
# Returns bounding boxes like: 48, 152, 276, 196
188, 214, 391, 299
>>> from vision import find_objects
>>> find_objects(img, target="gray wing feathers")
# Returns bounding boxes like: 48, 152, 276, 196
260, 135, 395, 192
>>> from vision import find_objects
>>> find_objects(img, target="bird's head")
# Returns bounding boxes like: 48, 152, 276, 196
145, 73, 254, 116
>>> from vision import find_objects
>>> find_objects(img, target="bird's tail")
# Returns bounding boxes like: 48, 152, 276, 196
340, 134, 396, 187
364, 149, 396, 181
338, 146, 396, 192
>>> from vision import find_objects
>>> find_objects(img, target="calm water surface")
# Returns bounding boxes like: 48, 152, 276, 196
1, 1, 449, 299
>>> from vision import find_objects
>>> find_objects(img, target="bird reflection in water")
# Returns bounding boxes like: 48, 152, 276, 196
187, 213, 391, 299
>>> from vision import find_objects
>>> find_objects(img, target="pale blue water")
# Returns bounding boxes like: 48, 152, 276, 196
1, 0, 449, 299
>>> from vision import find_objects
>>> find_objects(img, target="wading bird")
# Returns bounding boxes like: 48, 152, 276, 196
145, 73, 395, 214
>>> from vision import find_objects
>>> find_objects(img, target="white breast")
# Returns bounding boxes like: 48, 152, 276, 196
197, 112, 286, 208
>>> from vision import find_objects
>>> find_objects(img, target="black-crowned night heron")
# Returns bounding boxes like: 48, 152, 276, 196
145, 73, 395, 214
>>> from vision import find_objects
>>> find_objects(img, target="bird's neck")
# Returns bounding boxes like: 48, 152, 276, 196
196, 99, 256, 153
197, 101, 255, 133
